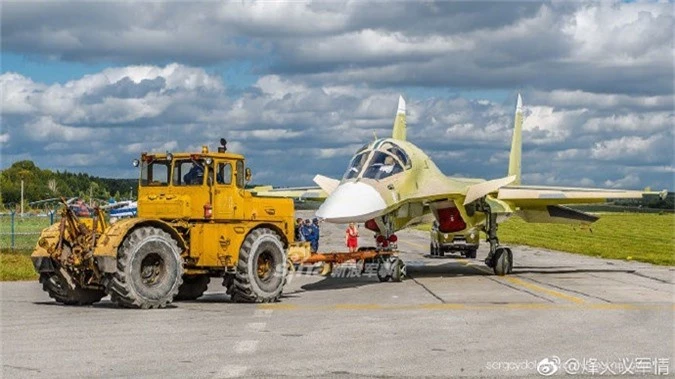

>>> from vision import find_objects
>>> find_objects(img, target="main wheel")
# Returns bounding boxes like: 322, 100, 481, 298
174, 275, 210, 301
107, 227, 184, 309
376, 258, 392, 282
390, 258, 406, 282
40, 272, 106, 306
230, 228, 287, 303
492, 247, 513, 276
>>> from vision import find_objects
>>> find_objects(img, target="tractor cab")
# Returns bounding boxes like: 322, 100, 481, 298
135, 139, 250, 221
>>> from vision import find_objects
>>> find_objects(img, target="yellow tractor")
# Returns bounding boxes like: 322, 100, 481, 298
31, 139, 299, 308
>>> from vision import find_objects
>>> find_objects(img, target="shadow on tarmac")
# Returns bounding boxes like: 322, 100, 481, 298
296, 260, 640, 292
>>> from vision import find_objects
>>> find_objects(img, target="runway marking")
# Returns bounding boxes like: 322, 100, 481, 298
259, 303, 298, 310
503, 277, 586, 304
457, 254, 587, 304
334, 303, 383, 310
234, 340, 259, 354
256, 302, 672, 312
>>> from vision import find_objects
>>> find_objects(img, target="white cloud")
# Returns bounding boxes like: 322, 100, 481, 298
0, 27, 672, 194
590, 135, 660, 161
2, 2, 672, 95
604, 174, 641, 189
583, 112, 673, 133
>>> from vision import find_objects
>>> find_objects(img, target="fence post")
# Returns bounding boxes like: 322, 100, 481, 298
50, 210, 55, 225
10, 211, 15, 251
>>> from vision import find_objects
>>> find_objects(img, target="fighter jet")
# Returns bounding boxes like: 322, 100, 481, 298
255, 95, 663, 275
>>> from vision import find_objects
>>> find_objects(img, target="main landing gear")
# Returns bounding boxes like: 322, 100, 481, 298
480, 202, 513, 276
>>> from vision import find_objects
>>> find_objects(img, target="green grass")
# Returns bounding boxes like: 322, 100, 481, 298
417, 213, 675, 266
0, 215, 53, 250
0, 249, 38, 281
0, 215, 52, 281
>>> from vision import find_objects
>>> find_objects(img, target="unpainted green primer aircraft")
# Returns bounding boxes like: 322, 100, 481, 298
255, 95, 665, 275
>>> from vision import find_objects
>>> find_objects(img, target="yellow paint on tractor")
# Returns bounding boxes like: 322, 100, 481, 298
31, 142, 297, 308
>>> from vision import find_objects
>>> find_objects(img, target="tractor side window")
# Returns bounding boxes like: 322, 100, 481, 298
174, 159, 205, 186
216, 162, 232, 185
141, 160, 170, 186
235, 160, 245, 188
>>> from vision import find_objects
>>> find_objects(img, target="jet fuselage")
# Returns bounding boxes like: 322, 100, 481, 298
316, 138, 485, 242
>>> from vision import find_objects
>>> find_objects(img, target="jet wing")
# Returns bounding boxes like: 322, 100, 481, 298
250, 185, 327, 200
249, 174, 340, 201
498, 185, 647, 206
497, 185, 658, 224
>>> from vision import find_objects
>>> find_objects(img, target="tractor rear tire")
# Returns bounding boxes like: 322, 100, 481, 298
39, 272, 106, 306
231, 228, 286, 303
174, 275, 210, 301
107, 226, 183, 309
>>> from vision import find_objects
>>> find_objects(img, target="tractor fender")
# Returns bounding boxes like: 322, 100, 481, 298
93, 218, 187, 273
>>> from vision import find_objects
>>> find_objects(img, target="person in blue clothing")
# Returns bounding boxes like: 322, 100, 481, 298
183, 162, 204, 185
310, 218, 321, 253
300, 219, 317, 252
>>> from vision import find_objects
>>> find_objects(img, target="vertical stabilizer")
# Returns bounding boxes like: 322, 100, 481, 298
392, 95, 407, 141
507, 94, 523, 185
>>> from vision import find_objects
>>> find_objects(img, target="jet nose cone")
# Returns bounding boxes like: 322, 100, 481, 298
316, 182, 386, 223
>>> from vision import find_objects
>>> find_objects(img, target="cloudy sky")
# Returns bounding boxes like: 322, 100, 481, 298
1, 1, 673, 190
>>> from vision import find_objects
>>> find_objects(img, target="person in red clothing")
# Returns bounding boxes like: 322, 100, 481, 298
345, 222, 359, 252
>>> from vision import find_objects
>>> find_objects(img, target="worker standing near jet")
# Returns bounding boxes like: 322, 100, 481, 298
294, 217, 304, 241
301, 219, 317, 251
310, 218, 321, 252
345, 222, 359, 253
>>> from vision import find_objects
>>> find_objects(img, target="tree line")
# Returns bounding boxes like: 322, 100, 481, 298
1, 160, 137, 208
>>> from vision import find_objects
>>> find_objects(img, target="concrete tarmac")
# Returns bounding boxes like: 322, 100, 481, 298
2, 214, 673, 377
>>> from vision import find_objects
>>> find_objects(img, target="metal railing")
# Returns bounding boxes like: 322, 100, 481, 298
0, 212, 59, 251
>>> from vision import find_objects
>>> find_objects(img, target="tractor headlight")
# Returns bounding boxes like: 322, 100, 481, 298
132, 159, 140, 167
166, 153, 174, 161
205, 157, 213, 165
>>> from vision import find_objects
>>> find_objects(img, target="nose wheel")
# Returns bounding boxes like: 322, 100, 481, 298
377, 256, 406, 282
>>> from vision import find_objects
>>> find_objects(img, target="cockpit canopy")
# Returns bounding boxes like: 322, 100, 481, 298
342, 141, 411, 181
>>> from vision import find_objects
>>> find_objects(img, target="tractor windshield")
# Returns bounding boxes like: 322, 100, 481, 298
140, 160, 170, 186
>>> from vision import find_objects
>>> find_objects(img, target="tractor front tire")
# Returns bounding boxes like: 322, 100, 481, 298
174, 275, 210, 301
231, 228, 286, 303
39, 272, 106, 306
107, 227, 183, 309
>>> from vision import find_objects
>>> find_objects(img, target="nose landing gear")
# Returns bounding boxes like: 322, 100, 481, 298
377, 256, 406, 282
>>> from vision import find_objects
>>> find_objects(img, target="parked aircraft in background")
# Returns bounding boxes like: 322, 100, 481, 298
254, 95, 665, 275
101, 200, 137, 219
